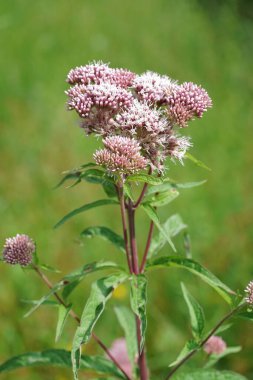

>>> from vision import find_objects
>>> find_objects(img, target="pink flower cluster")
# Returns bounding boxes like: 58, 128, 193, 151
203, 335, 227, 355
2, 234, 35, 266
245, 280, 253, 306
66, 61, 212, 174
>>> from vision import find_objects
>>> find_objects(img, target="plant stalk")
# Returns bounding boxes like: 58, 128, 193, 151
140, 221, 154, 273
164, 303, 245, 379
32, 264, 131, 380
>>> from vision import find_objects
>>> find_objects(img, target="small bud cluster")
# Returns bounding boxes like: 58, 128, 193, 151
245, 281, 253, 306
2, 234, 35, 266
66, 61, 212, 174
203, 336, 227, 355
94, 136, 147, 174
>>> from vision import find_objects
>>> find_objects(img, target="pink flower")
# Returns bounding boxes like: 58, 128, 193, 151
167, 82, 212, 127
94, 136, 148, 175
3, 234, 35, 266
107, 338, 132, 378
245, 280, 253, 306
203, 336, 227, 355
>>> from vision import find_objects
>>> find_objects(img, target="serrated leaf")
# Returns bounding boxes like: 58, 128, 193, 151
130, 274, 147, 352
72, 273, 129, 380
24, 261, 119, 317
173, 370, 247, 380
169, 339, 199, 367
146, 256, 235, 305
55, 304, 72, 342
149, 214, 187, 258
141, 204, 176, 252
54, 199, 119, 229
148, 188, 179, 207
114, 306, 138, 370
185, 153, 211, 171
181, 283, 205, 340
0, 349, 125, 379
127, 174, 164, 185
81, 226, 125, 253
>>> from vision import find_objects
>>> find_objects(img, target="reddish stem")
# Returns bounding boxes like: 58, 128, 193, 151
128, 200, 139, 274
140, 221, 154, 273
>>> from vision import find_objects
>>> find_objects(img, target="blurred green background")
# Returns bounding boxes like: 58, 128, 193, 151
0, 0, 253, 379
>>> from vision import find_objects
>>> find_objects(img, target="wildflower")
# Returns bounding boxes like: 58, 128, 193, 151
94, 136, 148, 175
2, 234, 35, 266
107, 338, 132, 378
133, 71, 177, 104
67, 61, 135, 88
245, 280, 253, 306
203, 336, 227, 355
167, 82, 212, 127
165, 134, 192, 163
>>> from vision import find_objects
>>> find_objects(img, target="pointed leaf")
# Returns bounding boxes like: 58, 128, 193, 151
81, 226, 125, 253
149, 214, 187, 258
54, 199, 119, 229
72, 273, 129, 380
127, 174, 164, 185
102, 181, 118, 198
55, 304, 72, 342
114, 306, 138, 369
181, 283, 205, 340
0, 349, 125, 379
24, 261, 119, 317
169, 339, 199, 367
142, 204, 176, 252
123, 183, 134, 201
146, 256, 235, 304
148, 188, 179, 207
130, 274, 147, 352
204, 346, 241, 369
185, 153, 211, 171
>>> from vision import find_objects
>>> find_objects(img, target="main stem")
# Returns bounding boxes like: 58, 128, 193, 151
127, 199, 149, 380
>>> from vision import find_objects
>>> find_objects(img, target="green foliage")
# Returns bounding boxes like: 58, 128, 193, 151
205, 347, 242, 369
146, 256, 235, 304
173, 370, 247, 380
71, 273, 129, 380
0, 349, 126, 378
80, 226, 125, 253
169, 339, 199, 367
130, 274, 147, 351
54, 199, 119, 228
24, 261, 120, 317
148, 214, 187, 258
141, 204, 176, 252
147, 188, 179, 207
115, 306, 138, 370
55, 304, 72, 342
181, 283, 205, 340
127, 174, 164, 185
185, 153, 211, 171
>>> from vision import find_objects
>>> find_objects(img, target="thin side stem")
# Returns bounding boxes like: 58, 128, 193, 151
128, 200, 139, 274
133, 167, 152, 209
118, 184, 133, 273
164, 303, 245, 380
140, 221, 154, 273
32, 265, 131, 380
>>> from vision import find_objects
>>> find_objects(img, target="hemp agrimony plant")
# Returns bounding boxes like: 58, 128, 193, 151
1, 62, 253, 380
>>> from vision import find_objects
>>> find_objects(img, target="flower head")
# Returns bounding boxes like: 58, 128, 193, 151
167, 82, 212, 127
245, 280, 253, 306
107, 338, 132, 378
203, 336, 227, 355
165, 134, 192, 163
94, 136, 147, 175
133, 71, 177, 104
2, 234, 35, 266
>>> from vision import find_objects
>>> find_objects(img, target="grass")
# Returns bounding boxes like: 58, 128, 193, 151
0, 0, 253, 378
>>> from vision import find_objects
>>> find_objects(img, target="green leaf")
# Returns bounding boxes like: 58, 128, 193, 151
55, 304, 72, 342
0, 349, 126, 379
81, 168, 107, 184
130, 274, 147, 352
55, 163, 97, 188
21, 299, 59, 307
149, 214, 187, 258
123, 183, 134, 201
185, 152, 211, 171
174, 180, 207, 189
24, 261, 119, 317
72, 273, 129, 380
114, 306, 138, 370
237, 311, 253, 321
102, 180, 118, 198
80, 226, 125, 253
181, 283, 205, 340
38, 264, 61, 273
169, 339, 199, 367
146, 256, 235, 304
204, 346, 242, 369
141, 204, 176, 252
127, 174, 164, 185
54, 199, 119, 229
173, 370, 247, 380
148, 188, 179, 207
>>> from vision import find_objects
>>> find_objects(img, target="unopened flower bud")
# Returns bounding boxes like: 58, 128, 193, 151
2, 234, 35, 266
